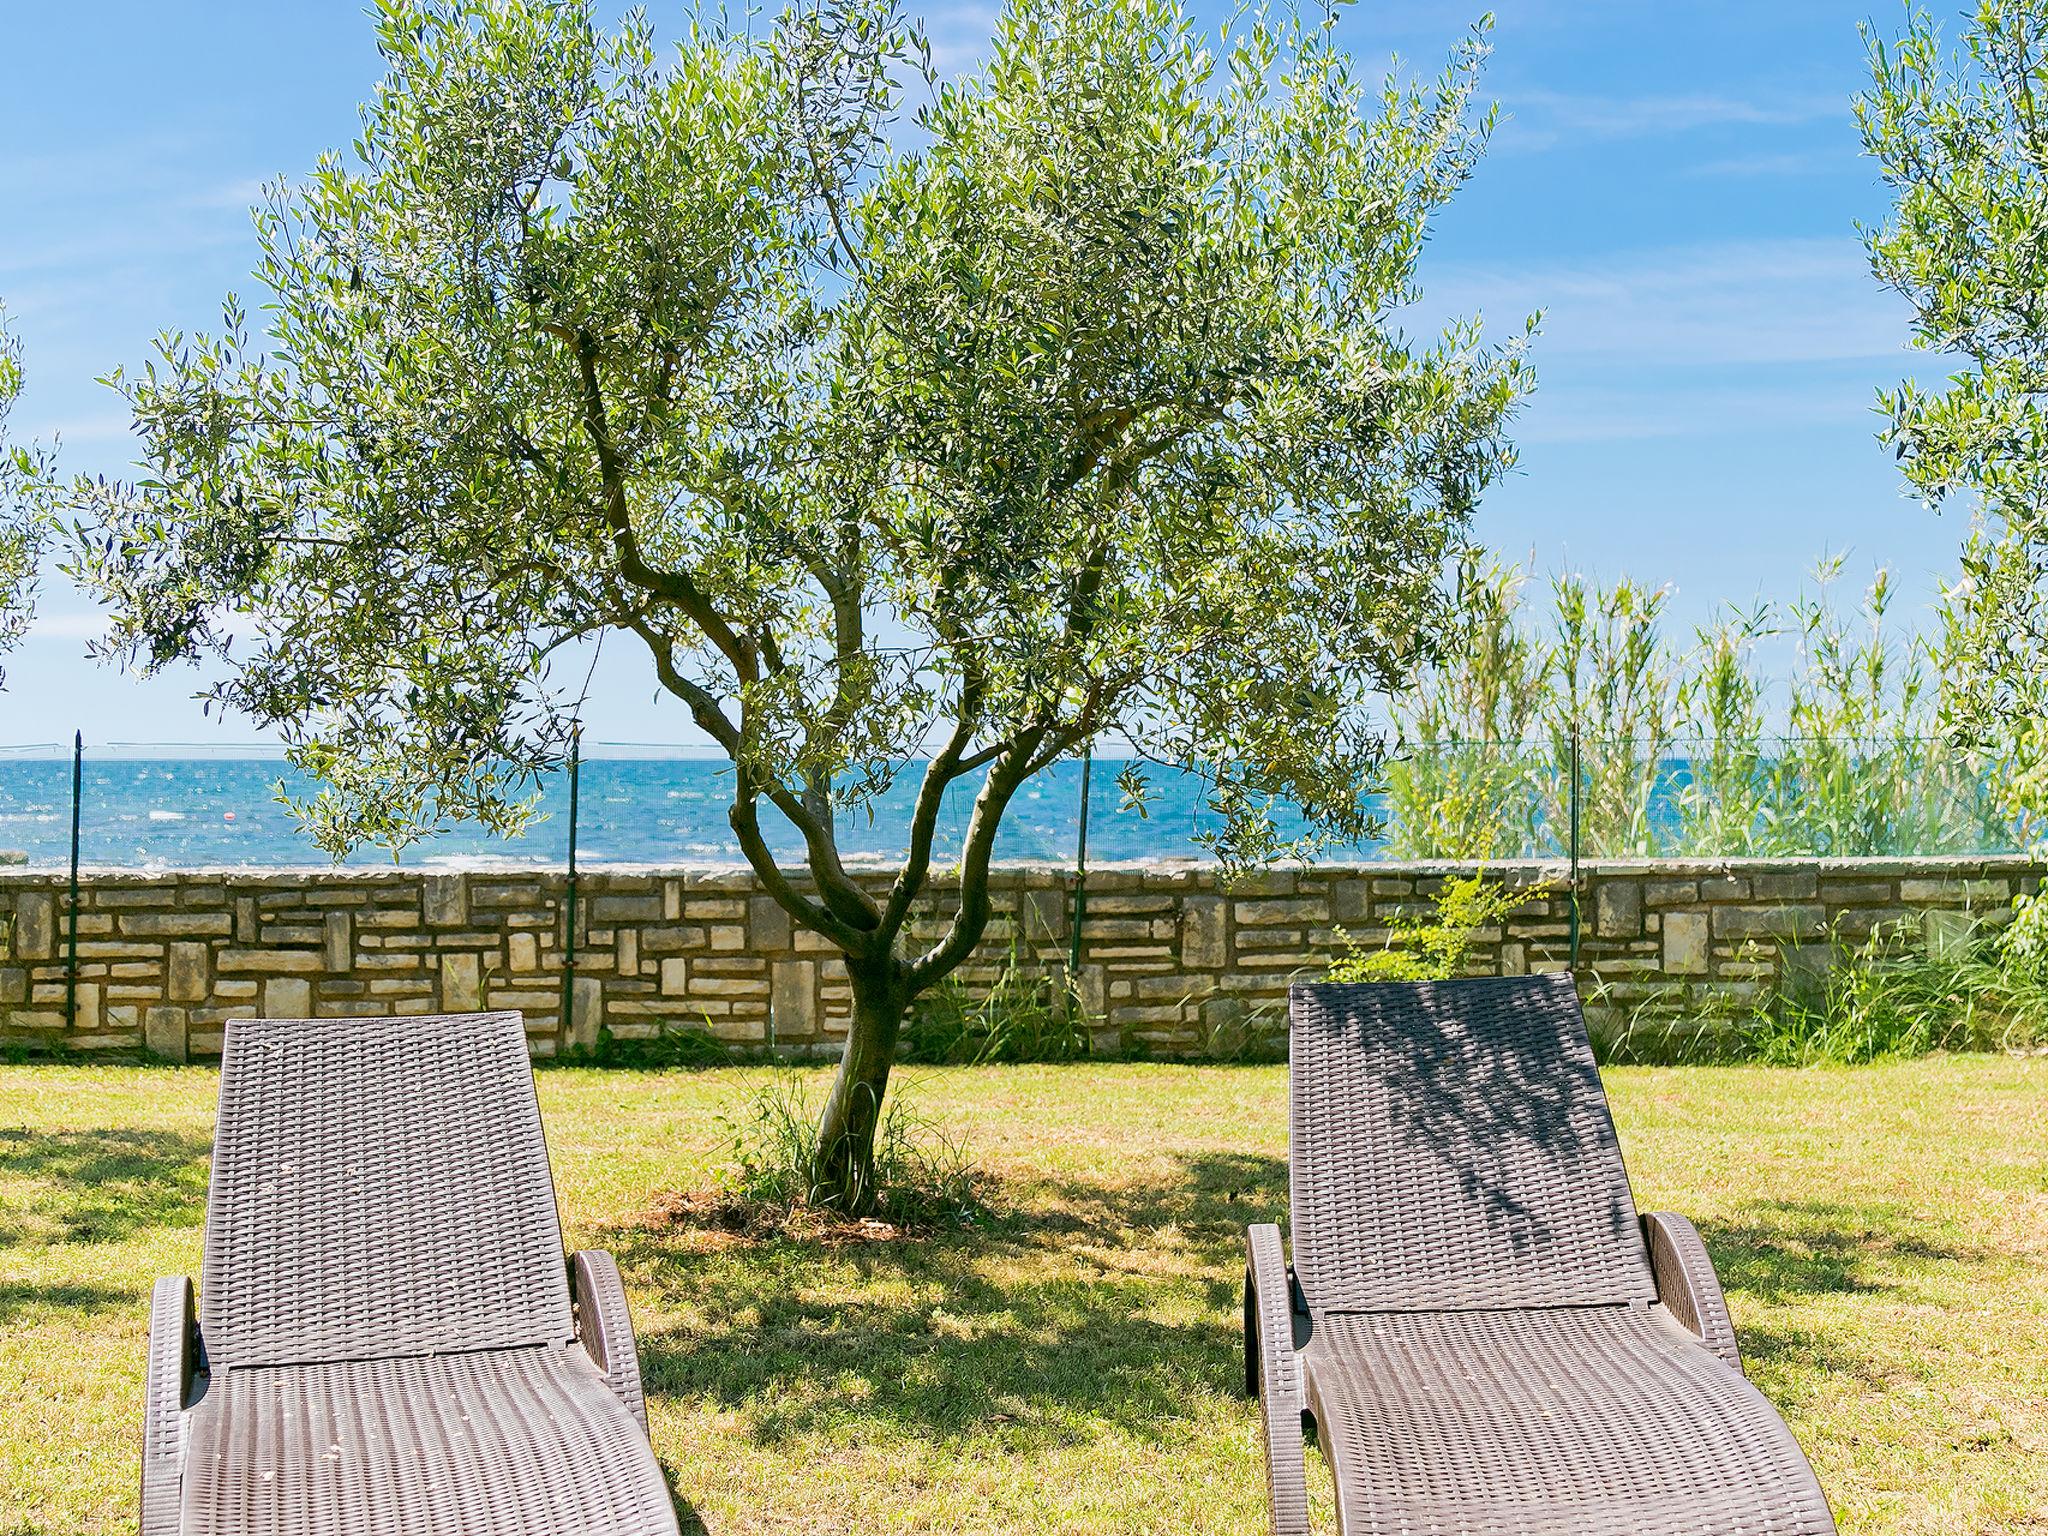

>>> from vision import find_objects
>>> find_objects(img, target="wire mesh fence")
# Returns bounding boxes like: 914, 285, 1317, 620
0, 732, 2036, 874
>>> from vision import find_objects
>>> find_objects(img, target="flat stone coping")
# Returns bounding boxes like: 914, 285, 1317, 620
0, 852, 2040, 881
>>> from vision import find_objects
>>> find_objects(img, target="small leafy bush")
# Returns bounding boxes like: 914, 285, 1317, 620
1328, 872, 1541, 982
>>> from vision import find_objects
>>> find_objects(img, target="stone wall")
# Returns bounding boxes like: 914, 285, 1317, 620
0, 856, 2037, 1059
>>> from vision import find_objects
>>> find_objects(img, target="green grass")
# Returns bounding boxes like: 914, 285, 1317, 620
2, 1058, 2044, 1535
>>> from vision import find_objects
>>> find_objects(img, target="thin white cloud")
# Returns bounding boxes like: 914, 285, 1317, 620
25, 612, 110, 642
17, 412, 135, 448
1424, 237, 1908, 369
1513, 379, 1886, 445
184, 177, 271, 212
1687, 148, 1845, 179
918, 1, 999, 77
1499, 86, 1843, 151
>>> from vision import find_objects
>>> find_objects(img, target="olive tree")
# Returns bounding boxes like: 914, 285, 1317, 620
0, 306, 52, 686
71, 0, 1530, 1210
1860, 1, 2048, 783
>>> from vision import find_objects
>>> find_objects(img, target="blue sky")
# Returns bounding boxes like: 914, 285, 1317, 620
0, 0, 1955, 747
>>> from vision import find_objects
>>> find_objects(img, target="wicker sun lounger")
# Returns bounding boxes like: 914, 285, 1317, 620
1246, 974, 1836, 1535
142, 1010, 680, 1536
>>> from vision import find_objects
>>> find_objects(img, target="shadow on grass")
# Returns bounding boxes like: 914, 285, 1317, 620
0, 1280, 132, 1323
622, 1152, 1992, 1470
1700, 1197, 1974, 1302
621, 1151, 1286, 1454
1700, 1197, 1982, 1388
0, 1127, 210, 1247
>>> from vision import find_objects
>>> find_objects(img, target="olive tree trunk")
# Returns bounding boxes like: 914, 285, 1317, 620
809, 959, 912, 1213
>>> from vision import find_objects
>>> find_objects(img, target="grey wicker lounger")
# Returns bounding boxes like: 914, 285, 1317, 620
1246, 974, 1836, 1535
143, 1010, 680, 1536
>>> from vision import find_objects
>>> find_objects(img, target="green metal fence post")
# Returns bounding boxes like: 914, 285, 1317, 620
1068, 747, 1094, 979
65, 731, 81, 1031
1568, 727, 1582, 967
559, 724, 582, 1046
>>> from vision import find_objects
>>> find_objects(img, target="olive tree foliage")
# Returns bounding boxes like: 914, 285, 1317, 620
1860, 0, 2048, 804
69, 0, 1529, 1208
0, 306, 54, 688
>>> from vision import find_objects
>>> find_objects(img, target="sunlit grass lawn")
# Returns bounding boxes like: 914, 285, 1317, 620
2, 1056, 2044, 1535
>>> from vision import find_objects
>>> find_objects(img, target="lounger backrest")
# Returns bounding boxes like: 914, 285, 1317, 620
201, 1010, 574, 1368
1289, 975, 1655, 1314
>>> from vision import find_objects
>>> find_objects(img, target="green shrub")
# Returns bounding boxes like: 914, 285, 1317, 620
1742, 913, 2048, 1064
1601, 899, 2048, 1065
718, 1072, 984, 1228
900, 943, 1090, 1064
1329, 871, 1542, 982
549, 1022, 736, 1069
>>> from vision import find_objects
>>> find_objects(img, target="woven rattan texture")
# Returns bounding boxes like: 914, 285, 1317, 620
1304, 1304, 1836, 1535
1645, 1210, 1742, 1370
1289, 977, 1655, 1314
1246, 1225, 1312, 1536
572, 1250, 649, 1430
143, 1277, 195, 1536
201, 1012, 573, 1368
179, 1342, 680, 1536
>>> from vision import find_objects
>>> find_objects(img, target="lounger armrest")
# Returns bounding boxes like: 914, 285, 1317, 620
1245, 1224, 1311, 1536
1644, 1211, 1741, 1370
143, 1276, 199, 1536
570, 1250, 650, 1431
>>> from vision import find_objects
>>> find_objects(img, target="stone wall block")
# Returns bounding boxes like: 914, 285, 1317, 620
145, 1004, 189, 1062
324, 911, 352, 972
1661, 911, 1709, 976
1712, 904, 1826, 940
1329, 878, 1372, 924
1201, 995, 1248, 1058
1180, 896, 1229, 970
14, 892, 53, 959
771, 958, 818, 1042
423, 874, 468, 927
1595, 881, 1643, 939
218, 949, 323, 975
1923, 908, 1980, 960
117, 911, 233, 938
750, 895, 793, 952
440, 952, 483, 1012
571, 975, 603, 1051
1751, 871, 1820, 901
1021, 887, 1068, 944
263, 977, 313, 1018
167, 942, 211, 1003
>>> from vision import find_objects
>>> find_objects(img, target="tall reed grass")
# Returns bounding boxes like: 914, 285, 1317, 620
1386, 556, 2034, 858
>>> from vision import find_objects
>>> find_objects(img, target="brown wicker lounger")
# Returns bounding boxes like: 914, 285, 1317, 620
142, 1011, 680, 1536
1246, 975, 1837, 1535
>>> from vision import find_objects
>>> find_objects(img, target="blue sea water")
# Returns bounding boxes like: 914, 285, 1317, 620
0, 754, 1345, 870
1, 747, 2025, 870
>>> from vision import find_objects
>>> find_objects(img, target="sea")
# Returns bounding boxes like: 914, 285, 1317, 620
0, 753, 1349, 870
